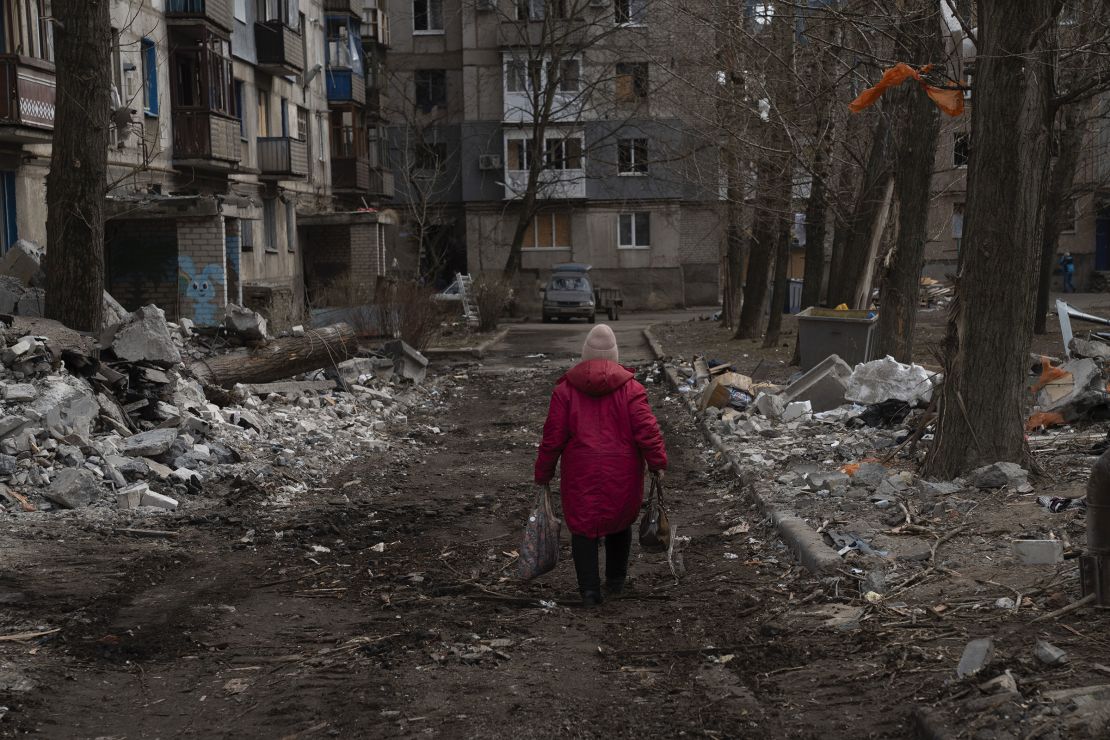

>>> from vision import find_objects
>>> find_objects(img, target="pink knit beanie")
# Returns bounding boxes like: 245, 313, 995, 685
581, 324, 619, 363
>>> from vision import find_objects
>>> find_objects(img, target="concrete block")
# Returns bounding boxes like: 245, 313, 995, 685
3, 384, 36, 403
781, 400, 812, 422
753, 392, 785, 419
225, 303, 270, 341
781, 354, 853, 412
956, 637, 994, 679
969, 462, 1031, 491
116, 481, 149, 509
1035, 640, 1068, 666
1013, 539, 1064, 565
383, 340, 428, 384
43, 468, 102, 509
105, 305, 182, 365
140, 490, 179, 511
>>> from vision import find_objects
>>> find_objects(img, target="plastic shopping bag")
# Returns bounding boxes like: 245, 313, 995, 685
518, 485, 561, 580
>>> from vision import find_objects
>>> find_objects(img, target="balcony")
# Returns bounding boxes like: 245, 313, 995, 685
0, 56, 55, 143
172, 110, 241, 171
255, 21, 305, 76
165, 0, 233, 32
369, 168, 395, 199
332, 155, 369, 192
323, 0, 360, 13
360, 7, 390, 47
326, 69, 366, 105
258, 136, 308, 179
504, 168, 585, 200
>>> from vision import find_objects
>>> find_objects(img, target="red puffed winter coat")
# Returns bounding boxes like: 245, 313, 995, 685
534, 359, 668, 538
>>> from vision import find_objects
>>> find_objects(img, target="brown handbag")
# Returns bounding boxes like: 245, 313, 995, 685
638, 475, 671, 553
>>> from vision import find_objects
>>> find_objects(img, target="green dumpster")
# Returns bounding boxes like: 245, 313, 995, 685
796, 307, 878, 371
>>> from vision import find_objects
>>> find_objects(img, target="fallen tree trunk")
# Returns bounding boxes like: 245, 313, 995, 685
190, 323, 358, 388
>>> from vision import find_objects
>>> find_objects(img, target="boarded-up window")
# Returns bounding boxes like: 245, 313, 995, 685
507, 139, 533, 170
524, 212, 571, 248
615, 62, 648, 103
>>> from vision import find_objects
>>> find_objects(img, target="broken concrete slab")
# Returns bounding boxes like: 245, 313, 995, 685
224, 303, 270, 341
1036, 357, 1102, 412
117, 428, 178, 457
781, 400, 812, 422
16, 289, 44, 317
956, 637, 994, 679
244, 380, 337, 396
2, 383, 36, 402
23, 378, 99, 439
968, 462, 1031, 491
1070, 337, 1110, 362
105, 305, 182, 365
383, 340, 429, 384
116, 481, 149, 509
805, 471, 850, 493
140, 489, 179, 511
0, 239, 45, 288
1013, 539, 1064, 565
781, 354, 852, 412
43, 468, 102, 509
918, 479, 964, 497
753, 392, 785, 419
1035, 640, 1068, 666
852, 463, 889, 489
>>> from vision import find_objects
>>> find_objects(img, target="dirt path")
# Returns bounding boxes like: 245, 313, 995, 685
3, 345, 995, 739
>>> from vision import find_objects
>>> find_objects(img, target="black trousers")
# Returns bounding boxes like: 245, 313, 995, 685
571, 528, 632, 593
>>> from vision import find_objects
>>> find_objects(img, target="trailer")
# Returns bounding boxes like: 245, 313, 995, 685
594, 286, 623, 321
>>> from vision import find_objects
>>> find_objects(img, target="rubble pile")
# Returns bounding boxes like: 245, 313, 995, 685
0, 302, 429, 517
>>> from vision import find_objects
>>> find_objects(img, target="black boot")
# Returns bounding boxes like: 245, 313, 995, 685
580, 590, 603, 607
603, 528, 632, 597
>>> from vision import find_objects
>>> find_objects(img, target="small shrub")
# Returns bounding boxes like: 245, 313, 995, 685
472, 277, 514, 332
372, 279, 442, 350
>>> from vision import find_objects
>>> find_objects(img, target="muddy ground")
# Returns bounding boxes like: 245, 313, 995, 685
2, 322, 1109, 738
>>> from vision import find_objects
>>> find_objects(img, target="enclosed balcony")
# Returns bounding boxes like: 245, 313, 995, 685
258, 136, 308, 179
172, 111, 241, 171
0, 56, 55, 143
361, 5, 390, 47
323, 0, 360, 13
255, 21, 305, 76
165, 0, 233, 32
326, 15, 365, 105
369, 169, 395, 199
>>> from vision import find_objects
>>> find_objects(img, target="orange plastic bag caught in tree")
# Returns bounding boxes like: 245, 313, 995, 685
849, 63, 964, 117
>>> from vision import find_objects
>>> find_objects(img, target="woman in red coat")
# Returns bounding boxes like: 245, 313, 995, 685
534, 324, 668, 606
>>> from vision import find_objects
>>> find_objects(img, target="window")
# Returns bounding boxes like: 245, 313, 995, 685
413, 0, 444, 32
296, 106, 309, 142
280, 96, 289, 137
256, 0, 299, 29
524, 212, 572, 249
263, 198, 278, 252
141, 38, 158, 116
544, 137, 582, 169
954, 133, 970, 168
234, 0, 247, 22
241, 219, 255, 252
235, 80, 246, 139
327, 16, 364, 72
615, 0, 646, 25
507, 138, 533, 170
169, 30, 236, 118
257, 91, 270, 136
0, 0, 53, 61
414, 139, 447, 171
619, 212, 650, 248
414, 69, 447, 111
618, 138, 647, 174
516, 0, 564, 20
506, 60, 527, 92
1062, 198, 1077, 233
616, 62, 648, 102
556, 60, 579, 92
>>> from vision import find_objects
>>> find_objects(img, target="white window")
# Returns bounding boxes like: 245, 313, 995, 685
524, 212, 572, 249
619, 212, 650, 248
544, 137, 582, 170
615, 0, 646, 25
413, 0, 444, 32
504, 55, 580, 93
618, 138, 647, 174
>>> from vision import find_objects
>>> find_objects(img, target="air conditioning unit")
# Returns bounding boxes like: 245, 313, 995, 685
479, 154, 503, 170
476, 0, 497, 10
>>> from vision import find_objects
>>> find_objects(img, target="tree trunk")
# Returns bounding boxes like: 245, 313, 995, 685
1035, 103, 1088, 334
191, 324, 359, 388
735, 198, 776, 340
763, 210, 792, 348
925, 0, 1057, 478
827, 115, 892, 308
45, 0, 111, 333
801, 149, 829, 312
874, 3, 944, 362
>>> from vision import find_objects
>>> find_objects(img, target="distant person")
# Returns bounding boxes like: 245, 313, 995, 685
1061, 251, 1076, 293
534, 324, 668, 607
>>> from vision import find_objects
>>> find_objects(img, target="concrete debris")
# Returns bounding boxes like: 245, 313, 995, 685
224, 303, 270, 341
118, 428, 179, 457
844, 356, 937, 406
0, 239, 45, 288
781, 400, 812, 422
43, 468, 103, 509
968, 462, 1031, 492
1035, 357, 1103, 413
116, 481, 149, 509
781, 354, 852, 412
957, 637, 995, 679
1035, 640, 1068, 666
1069, 337, 1110, 362
384, 340, 429, 384
105, 305, 183, 365
1013, 539, 1064, 565
980, 671, 1018, 694
753, 392, 785, 420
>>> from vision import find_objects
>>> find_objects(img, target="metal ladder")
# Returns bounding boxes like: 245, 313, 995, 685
456, 273, 479, 328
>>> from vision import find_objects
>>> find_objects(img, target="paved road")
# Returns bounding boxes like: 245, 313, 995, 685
483, 309, 708, 369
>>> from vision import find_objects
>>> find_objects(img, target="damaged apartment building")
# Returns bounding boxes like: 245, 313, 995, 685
384, 0, 723, 310
0, 0, 395, 331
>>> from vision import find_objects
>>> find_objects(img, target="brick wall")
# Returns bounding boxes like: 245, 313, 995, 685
105, 219, 179, 318
350, 223, 381, 302
679, 206, 724, 265
303, 225, 353, 305
177, 217, 227, 327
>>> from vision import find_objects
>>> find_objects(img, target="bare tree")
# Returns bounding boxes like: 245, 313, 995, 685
45, 0, 112, 332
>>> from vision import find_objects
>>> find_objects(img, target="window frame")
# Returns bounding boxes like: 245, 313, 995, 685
618, 211, 651, 249
543, 136, 583, 170
263, 197, 279, 253
523, 211, 572, 250
141, 37, 158, 116
412, 0, 445, 34
614, 0, 647, 26
615, 61, 649, 103
617, 137, 648, 175
414, 68, 447, 111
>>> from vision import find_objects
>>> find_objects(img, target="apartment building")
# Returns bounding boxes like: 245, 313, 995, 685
0, 0, 395, 330
384, 0, 724, 310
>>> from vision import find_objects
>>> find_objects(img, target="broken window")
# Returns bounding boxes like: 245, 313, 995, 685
413, 138, 447, 171
619, 212, 650, 248
618, 138, 648, 174
170, 28, 236, 118
615, 62, 648, 103
557, 59, 580, 92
